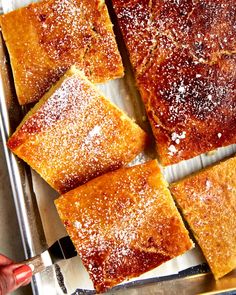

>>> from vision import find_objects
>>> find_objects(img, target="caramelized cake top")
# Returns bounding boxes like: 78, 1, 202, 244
55, 160, 193, 293
8, 67, 147, 193
171, 155, 236, 279
1, 0, 124, 105
113, 0, 236, 165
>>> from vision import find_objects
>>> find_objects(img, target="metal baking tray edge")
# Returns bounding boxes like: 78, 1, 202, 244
0, 15, 236, 295
0, 32, 57, 295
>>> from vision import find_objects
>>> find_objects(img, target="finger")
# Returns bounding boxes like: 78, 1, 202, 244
0, 264, 32, 294
21, 277, 32, 286
0, 254, 13, 266
13, 265, 33, 286
6, 263, 25, 272
0, 267, 16, 294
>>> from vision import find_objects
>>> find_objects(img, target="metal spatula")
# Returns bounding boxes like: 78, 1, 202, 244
23, 236, 77, 274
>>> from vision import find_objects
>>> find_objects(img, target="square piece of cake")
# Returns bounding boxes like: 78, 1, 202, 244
8, 66, 147, 194
0, 0, 124, 105
112, 0, 236, 165
171, 156, 236, 279
55, 160, 193, 293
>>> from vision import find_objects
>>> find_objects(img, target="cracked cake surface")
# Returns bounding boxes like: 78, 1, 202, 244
112, 0, 236, 165
55, 160, 193, 293
171, 155, 236, 279
0, 0, 124, 105
7, 67, 147, 193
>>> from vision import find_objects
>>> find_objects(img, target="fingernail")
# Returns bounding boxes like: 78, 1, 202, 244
28, 263, 35, 273
13, 265, 33, 285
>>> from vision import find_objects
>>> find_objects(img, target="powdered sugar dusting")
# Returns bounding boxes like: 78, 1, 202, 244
56, 161, 192, 292
168, 145, 178, 156
84, 126, 102, 145
2, 0, 123, 104
205, 179, 212, 190
10, 70, 146, 193
171, 156, 236, 279
114, 0, 236, 164
171, 132, 186, 145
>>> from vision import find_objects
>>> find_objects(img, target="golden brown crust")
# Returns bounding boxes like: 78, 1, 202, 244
0, 0, 124, 105
112, 0, 236, 165
170, 156, 236, 279
55, 160, 193, 293
7, 67, 147, 194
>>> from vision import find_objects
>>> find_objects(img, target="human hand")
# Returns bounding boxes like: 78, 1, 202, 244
0, 254, 32, 295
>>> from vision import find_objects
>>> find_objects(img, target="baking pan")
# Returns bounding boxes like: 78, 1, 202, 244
0, 1, 236, 294
0, 29, 63, 295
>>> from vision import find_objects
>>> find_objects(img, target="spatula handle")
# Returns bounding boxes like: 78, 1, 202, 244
22, 251, 51, 275
22, 255, 44, 275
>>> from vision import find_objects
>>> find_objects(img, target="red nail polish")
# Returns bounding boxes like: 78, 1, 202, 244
13, 265, 32, 285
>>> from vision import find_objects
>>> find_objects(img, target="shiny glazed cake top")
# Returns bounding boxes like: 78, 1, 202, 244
0, 0, 124, 105
8, 67, 147, 193
113, 0, 236, 165
171, 156, 236, 279
55, 160, 193, 293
